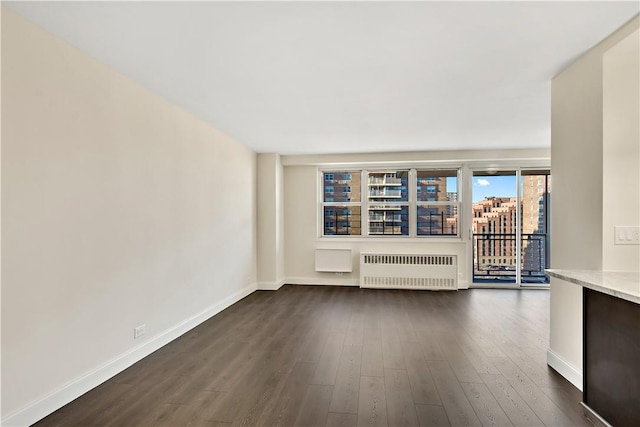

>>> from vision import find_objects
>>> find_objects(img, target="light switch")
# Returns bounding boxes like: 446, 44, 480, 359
614, 226, 640, 245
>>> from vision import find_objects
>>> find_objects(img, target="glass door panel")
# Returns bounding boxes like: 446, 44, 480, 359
472, 171, 518, 284
520, 170, 551, 284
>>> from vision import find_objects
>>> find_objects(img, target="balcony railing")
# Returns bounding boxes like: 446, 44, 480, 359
473, 233, 549, 284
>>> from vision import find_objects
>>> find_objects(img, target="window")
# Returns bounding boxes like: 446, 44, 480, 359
416, 169, 459, 236
367, 170, 409, 236
321, 171, 361, 235
321, 168, 460, 238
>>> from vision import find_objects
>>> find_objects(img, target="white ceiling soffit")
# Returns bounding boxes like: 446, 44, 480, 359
6, 1, 639, 155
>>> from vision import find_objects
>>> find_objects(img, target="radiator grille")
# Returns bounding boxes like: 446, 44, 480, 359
360, 253, 457, 290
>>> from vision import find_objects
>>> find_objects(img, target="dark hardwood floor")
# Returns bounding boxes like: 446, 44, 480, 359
34, 286, 590, 427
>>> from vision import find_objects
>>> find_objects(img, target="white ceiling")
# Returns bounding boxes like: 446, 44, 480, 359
6, 1, 639, 155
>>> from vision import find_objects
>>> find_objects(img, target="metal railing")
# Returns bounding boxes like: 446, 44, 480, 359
472, 233, 549, 284
417, 211, 457, 236
324, 210, 362, 236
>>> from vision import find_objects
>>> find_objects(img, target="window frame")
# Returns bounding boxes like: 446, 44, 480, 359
320, 169, 364, 236
415, 168, 461, 237
320, 167, 461, 239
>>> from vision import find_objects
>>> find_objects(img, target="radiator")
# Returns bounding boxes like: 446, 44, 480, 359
360, 253, 457, 290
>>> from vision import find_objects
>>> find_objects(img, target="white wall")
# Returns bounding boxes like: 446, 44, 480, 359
257, 153, 285, 289
602, 29, 640, 271
1, 9, 257, 425
549, 15, 639, 390
282, 149, 550, 287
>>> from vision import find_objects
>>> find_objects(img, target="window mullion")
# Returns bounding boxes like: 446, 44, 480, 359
410, 169, 416, 237
362, 170, 368, 237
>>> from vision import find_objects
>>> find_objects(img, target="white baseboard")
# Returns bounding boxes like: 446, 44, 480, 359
257, 278, 286, 291
286, 276, 360, 287
1, 283, 257, 427
547, 348, 583, 391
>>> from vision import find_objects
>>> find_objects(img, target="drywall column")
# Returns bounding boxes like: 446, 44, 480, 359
257, 153, 285, 290
549, 15, 639, 390
602, 29, 640, 272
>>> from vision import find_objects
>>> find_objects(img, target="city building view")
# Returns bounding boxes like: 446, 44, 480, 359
416, 170, 458, 236
471, 172, 551, 284
322, 170, 458, 236
323, 171, 362, 236
367, 170, 409, 235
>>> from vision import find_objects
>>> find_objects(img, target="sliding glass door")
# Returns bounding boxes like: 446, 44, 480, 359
472, 171, 518, 284
471, 169, 550, 286
520, 170, 550, 284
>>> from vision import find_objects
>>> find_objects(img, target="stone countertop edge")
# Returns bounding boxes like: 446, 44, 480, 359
546, 269, 640, 305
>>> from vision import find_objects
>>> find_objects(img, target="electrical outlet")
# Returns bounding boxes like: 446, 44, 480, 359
134, 324, 146, 339
614, 226, 640, 245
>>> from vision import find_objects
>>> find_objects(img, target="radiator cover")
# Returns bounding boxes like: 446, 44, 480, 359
360, 253, 457, 290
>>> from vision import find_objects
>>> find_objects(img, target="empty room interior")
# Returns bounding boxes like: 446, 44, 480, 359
2, 2, 640, 426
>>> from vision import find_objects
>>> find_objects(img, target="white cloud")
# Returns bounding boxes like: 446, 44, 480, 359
476, 178, 490, 186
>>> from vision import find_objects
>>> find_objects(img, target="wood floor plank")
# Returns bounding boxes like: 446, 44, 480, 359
402, 341, 441, 405
326, 412, 358, 427
428, 361, 482, 426
293, 384, 334, 427
361, 327, 384, 377
381, 320, 406, 370
490, 357, 575, 426
299, 326, 332, 359
416, 329, 446, 361
103, 374, 187, 427
35, 381, 134, 427
258, 362, 317, 427
454, 335, 501, 376
209, 335, 300, 423
480, 373, 544, 426
415, 404, 451, 427
435, 335, 483, 384
329, 344, 363, 413
539, 386, 588, 427
384, 368, 420, 427
312, 332, 347, 385
492, 334, 567, 389
345, 312, 365, 346
153, 391, 223, 426
357, 376, 388, 427
396, 309, 420, 343
461, 382, 514, 427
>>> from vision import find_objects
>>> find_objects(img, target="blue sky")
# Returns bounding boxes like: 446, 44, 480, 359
472, 175, 516, 202
446, 177, 457, 193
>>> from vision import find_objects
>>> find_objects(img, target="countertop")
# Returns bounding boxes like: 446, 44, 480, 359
546, 269, 640, 305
